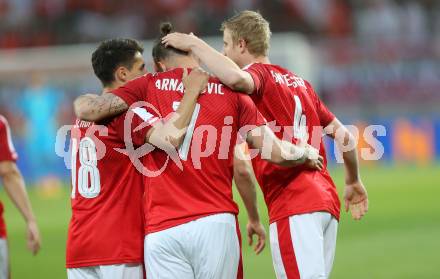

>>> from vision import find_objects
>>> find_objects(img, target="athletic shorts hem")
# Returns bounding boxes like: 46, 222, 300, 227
145, 210, 238, 234
66, 258, 143, 269
269, 205, 340, 224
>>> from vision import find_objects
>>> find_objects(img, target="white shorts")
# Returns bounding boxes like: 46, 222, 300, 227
0, 238, 8, 279
144, 213, 242, 279
67, 264, 143, 279
269, 212, 338, 279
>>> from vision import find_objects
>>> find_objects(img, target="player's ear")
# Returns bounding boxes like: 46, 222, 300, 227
154, 61, 167, 73
238, 39, 246, 54
115, 66, 128, 83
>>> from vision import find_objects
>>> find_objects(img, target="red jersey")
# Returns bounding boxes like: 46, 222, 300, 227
244, 63, 341, 222
66, 110, 149, 268
112, 68, 265, 234
0, 115, 18, 238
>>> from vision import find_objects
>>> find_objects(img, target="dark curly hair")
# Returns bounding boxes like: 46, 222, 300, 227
92, 38, 144, 86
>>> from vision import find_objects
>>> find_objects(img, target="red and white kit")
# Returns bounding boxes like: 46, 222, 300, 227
245, 63, 340, 278
0, 115, 18, 278
112, 68, 266, 279
66, 110, 149, 279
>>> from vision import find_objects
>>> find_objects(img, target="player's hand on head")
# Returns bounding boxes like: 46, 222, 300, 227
182, 67, 209, 96
26, 220, 41, 255
247, 220, 266, 255
162, 32, 199, 52
344, 180, 368, 221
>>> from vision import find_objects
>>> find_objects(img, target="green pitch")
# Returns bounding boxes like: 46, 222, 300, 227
1, 165, 439, 278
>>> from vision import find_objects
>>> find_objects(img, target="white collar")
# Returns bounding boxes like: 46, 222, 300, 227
241, 63, 255, 70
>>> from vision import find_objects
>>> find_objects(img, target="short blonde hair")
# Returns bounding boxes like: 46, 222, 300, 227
221, 10, 271, 57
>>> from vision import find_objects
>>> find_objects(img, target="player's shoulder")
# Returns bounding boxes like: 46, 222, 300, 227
0, 115, 9, 132
266, 64, 313, 89
243, 62, 287, 72
243, 62, 270, 72
151, 68, 183, 79
300, 78, 316, 95
126, 73, 153, 87
269, 63, 298, 77
0, 114, 8, 125
244, 63, 304, 85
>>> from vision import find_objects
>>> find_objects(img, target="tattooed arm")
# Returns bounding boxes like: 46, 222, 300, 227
73, 93, 128, 122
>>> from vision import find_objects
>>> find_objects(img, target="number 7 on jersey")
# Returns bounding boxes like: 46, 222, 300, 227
172, 101, 201, 161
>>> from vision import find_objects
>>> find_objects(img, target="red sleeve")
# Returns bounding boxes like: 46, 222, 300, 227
111, 74, 151, 107
0, 116, 18, 162
114, 107, 160, 147
243, 63, 266, 95
306, 81, 335, 127
237, 94, 266, 128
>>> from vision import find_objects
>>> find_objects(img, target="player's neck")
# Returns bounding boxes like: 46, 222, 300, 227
101, 78, 129, 94
102, 83, 120, 95
166, 56, 199, 70
239, 55, 270, 69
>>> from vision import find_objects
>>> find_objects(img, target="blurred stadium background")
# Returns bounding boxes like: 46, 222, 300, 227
0, 0, 439, 278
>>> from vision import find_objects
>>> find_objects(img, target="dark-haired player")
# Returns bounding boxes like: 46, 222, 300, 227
163, 10, 369, 279
0, 115, 41, 278
74, 23, 323, 279
67, 38, 209, 279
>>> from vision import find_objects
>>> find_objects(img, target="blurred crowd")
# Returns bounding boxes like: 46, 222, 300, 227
0, 73, 71, 183
0, 0, 440, 48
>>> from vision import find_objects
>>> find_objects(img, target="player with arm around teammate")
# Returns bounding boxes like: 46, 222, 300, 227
66, 38, 208, 279
74, 23, 323, 279
163, 11, 368, 279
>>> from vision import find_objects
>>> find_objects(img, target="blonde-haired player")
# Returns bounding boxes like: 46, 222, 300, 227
163, 10, 368, 279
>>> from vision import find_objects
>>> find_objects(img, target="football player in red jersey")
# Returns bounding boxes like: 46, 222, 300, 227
67, 38, 209, 279
0, 115, 41, 278
73, 23, 323, 279
162, 10, 369, 279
